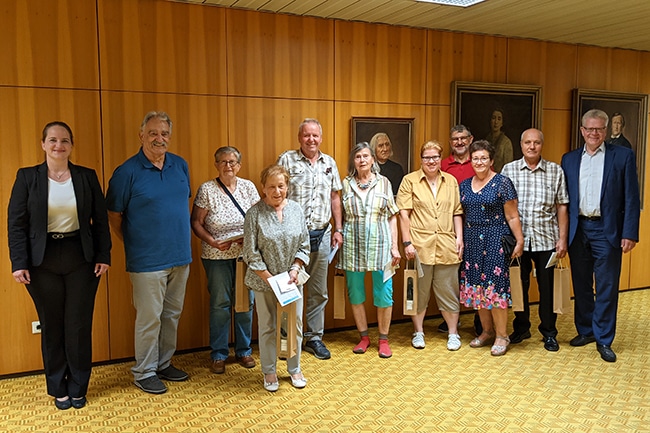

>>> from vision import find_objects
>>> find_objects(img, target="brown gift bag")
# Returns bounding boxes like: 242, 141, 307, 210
403, 261, 418, 316
553, 258, 572, 314
234, 257, 250, 313
509, 258, 524, 312
276, 302, 297, 359
333, 270, 346, 320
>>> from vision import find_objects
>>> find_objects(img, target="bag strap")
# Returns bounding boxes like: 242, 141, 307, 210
216, 177, 246, 218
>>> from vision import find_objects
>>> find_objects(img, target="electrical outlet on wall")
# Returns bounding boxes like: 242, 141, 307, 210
31, 321, 41, 334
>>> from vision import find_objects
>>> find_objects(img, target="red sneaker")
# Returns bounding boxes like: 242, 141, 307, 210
378, 339, 392, 358
353, 336, 370, 354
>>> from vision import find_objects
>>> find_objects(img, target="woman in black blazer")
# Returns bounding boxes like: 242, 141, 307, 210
7, 121, 111, 410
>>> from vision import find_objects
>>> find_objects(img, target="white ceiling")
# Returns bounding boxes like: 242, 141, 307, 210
176, 0, 650, 52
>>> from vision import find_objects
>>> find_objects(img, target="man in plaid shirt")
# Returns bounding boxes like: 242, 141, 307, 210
277, 118, 343, 360
501, 128, 569, 352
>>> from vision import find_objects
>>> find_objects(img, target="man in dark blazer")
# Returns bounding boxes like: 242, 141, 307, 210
561, 108, 640, 363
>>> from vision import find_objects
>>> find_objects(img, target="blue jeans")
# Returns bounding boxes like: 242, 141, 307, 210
202, 258, 254, 361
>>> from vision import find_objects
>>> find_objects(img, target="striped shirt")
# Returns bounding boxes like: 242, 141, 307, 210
338, 174, 399, 272
277, 149, 342, 231
501, 157, 569, 252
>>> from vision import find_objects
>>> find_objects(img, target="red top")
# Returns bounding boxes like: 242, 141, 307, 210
441, 155, 475, 183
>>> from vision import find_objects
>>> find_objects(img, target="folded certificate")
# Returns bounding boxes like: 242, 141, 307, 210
545, 252, 559, 269
267, 272, 303, 306
383, 261, 400, 283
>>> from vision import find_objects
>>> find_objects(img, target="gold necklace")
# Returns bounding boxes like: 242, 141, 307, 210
50, 170, 68, 180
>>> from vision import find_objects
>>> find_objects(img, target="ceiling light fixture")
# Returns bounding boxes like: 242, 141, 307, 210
416, 0, 486, 7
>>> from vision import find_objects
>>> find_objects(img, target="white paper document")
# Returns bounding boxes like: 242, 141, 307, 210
267, 272, 303, 306
383, 261, 400, 283
545, 252, 558, 269
328, 244, 339, 264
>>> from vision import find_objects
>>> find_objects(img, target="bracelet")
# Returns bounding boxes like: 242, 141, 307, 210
403, 241, 412, 247
289, 264, 301, 272
336, 228, 343, 234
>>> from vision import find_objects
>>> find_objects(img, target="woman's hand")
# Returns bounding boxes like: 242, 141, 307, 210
13, 269, 30, 284
511, 241, 524, 259
94, 263, 110, 277
404, 244, 417, 260
390, 246, 401, 267
213, 239, 234, 251
288, 269, 299, 284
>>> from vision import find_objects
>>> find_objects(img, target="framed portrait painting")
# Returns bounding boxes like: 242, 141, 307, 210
572, 88, 648, 204
451, 81, 542, 172
351, 116, 414, 175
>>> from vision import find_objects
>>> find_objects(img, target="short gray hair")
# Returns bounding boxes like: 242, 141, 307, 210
141, 111, 173, 134
298, 118, 322, 136
582, 109, 609, 127
214, 146, 242, 163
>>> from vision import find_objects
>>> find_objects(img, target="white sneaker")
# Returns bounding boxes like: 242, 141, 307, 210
412, 332, 425, 349
447, 333, 462, 351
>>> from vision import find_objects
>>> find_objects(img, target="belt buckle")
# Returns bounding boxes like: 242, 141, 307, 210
52, 233, 64, 239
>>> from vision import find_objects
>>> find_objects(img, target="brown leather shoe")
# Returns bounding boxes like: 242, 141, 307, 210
236, 355, 256, 369
210, 359, 225, 374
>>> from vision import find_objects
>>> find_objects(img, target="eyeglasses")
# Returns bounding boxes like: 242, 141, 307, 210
451, 136, 470, 142
471, 157, 490, 164
218, 160, 240, 167
421, 155, 441, 162
582, 127, 606, 134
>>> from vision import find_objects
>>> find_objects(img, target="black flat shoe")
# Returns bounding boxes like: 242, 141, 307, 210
71, 396, 87, 409
597, 344, 617, 362
54, 398, 72, 410
509, 330, 532, 344
543, 336, 559, 352
569, 334, 596, 347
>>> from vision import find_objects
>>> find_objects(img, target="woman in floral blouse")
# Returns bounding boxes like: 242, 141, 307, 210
191, 146, 260, 374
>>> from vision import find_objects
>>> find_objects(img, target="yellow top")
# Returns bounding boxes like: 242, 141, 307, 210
396, 170, 463, 265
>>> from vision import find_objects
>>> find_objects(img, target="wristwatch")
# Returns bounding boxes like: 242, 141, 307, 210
403, 241, 412, 247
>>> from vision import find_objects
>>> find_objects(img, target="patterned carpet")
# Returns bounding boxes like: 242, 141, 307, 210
1, 289, 649, 433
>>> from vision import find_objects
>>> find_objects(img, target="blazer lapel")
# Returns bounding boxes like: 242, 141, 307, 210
600, 144, 614, 200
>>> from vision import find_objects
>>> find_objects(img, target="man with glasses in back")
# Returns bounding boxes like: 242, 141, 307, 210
439, 125, 482, 336
561, 109, 640, 363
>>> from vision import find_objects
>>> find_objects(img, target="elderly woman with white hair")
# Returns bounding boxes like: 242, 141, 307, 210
337, 142, 401, 358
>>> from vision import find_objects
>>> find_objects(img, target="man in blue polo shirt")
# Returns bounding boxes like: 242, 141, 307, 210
106, 111, 192, 394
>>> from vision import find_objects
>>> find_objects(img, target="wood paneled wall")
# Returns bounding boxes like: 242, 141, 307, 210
1, 0, 648, 375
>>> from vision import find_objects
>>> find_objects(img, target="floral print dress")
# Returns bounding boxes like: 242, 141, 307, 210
459, 173, 517, 309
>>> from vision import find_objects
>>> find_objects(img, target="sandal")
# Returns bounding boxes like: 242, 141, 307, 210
469, 333, 495, 348
491, 336, 510, 356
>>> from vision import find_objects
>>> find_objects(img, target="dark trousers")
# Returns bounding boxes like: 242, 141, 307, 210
512, 250, 557, 338
27, 236, 100, 398
568, 219, 622, 346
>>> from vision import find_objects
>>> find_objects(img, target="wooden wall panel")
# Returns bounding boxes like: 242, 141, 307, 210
227, 97, 335, 183
101, 91, 229, 358
427, 31, 508, 106
576, 46, 642, 92
98, 0, 227, 95
0, 0, 99, 89
0, 88, 106, 374
227, 9, 334, 100
335, 21, 427, 104
507, 40, 577, 110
